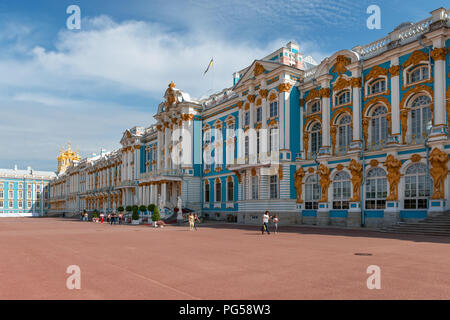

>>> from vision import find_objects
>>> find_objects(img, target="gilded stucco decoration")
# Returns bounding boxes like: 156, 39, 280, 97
429, 148, 449, 199
384, 154, 402, 201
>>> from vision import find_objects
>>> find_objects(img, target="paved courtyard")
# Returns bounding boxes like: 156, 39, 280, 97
0, 217, 449, 299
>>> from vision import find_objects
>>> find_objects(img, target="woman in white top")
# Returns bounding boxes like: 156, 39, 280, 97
262, 211, 271, 235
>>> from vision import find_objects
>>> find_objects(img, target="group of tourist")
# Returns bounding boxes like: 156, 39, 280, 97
262, 211, 279, 235
187, 212, 201, 231
79, 210, 123, 225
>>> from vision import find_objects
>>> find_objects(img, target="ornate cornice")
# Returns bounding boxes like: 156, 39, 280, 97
277, 83, 292, 93
254, 62, 266, 77
403, 50, 428, 69
305, 88, 320, 102
332, 55, 351, 75
430, 47, 447, 61
366, 65, 388, 82
333, 76, 351, 92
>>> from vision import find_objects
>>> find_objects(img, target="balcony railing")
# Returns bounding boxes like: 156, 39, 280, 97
141, 169, 183, 179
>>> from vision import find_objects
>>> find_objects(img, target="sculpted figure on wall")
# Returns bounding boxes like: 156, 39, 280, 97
384, 154, 402, 201
348, 159, 363, 202
429, 148, 449, 199
294, 167, 305, 203
317, 164, 331, 202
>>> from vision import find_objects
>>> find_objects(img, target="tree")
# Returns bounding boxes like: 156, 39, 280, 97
117, 206, 124, 212
132, 208, 139, 221
125, 205, 132, 212
132, 205, 138, 212
152, 206, 160, 222
93, 210, 98, 218
139, 205, 147, 213
148, 204, 156, 213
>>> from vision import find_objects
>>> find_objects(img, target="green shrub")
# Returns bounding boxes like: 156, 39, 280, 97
93, 210, 98, 218
139, 205, 147, 212
132, 205, 138, 212
125, 205, 132, 212
152, 206, 160, 222
117, 206, 124, 212
148, 203, 156, 212
132, 208, 139, 220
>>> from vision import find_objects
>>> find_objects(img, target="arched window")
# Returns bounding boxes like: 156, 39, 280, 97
215, 179, 222, 202
227, 176, 234, 202
305, 175, 321, 210
335, 90, 351, 106
244, 135, 249, 163
365, 168, 387, 209
204, 180, 210, 203
410, 95, 432, 141
368, 79, 386, 95
310, 122, 322, 156
332, 171, 351, 209
407, 65, 429, 85
269, 101, 278, 117
337, 115, 352, 154
371, 106, 388, 147
307, 100, 321, 114
404, 163, 430, 209
269, 127, 279, 154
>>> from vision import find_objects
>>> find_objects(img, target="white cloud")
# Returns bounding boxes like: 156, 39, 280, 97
0, 14, 329, 171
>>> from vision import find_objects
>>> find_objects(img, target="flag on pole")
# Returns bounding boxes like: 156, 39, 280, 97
203, 58, 214, 75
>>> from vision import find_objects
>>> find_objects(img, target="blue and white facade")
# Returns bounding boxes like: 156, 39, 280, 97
50, 8, 450, 228
0, 166, 54, 217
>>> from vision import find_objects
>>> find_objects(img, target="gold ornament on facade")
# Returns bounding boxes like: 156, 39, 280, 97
259, 89, 268, 99
233, 170, 242, 184
400, 109, 409, 144
307, 167, 314, 174
370, 159, 379, 167
403, 50, 428, 69
384, 154, 402, 201
349, 159, 363, 202
268, 92, 278, 101
268, 119, 278, 127
336, 164, 344, 171
294, 167, 305, 203
255, 98, 262, 106
277, 83, 292, 93
317, 164, 331, 202
410, 154, 422, 163
319, 88, 331, 98
400, 84, 434, 111
247, 94, 256, 103
333, 76, 351, 92
237, 101, 243, 109
363, 96, 392, 115
430, 48, 447, 61
429, 148, 449, 199
244, 102, 250, 110
278, 165, 283, 180
330, 126, 337, 156
446, 87, 450, 126
365, 65, 388, 82
303, 132, 309, 157
350, 77, 362, 88
305, 88, 320, 102
332, 55, 351, 75
362, 117, 369, 149
389, 65, 401, 77
254, 62, 266, 77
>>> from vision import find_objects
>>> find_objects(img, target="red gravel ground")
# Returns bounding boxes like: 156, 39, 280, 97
0, 217, 449, 300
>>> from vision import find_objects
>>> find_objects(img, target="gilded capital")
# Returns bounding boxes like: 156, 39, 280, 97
350, 77, 362, 88
389, 65, 401, 77
277, 83, 292, 93
259, 89, 268, 99
431, 47, 447, 61
319, 88, 330, 98
247, 94, 257, 103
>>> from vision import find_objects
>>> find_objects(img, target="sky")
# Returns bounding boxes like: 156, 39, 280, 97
0, 0, 446, 171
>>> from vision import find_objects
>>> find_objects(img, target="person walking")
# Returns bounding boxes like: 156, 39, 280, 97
193, 213, 200, 231
100, 212, 104, 224
118, 213, 123, 225
273, 214, 279, 235
188, 213, 195, 231
262, 211, 271, 235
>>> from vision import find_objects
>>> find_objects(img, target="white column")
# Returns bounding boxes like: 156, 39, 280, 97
320, 80, 331, 152
432, 48, 446, 126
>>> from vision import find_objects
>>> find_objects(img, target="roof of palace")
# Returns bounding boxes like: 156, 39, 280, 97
0, 166, 56, 179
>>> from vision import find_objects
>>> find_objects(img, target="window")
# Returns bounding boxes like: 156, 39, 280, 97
9, 200, 13, 208
407, 65, 429, 84
18, 183, 23, 189
227, 177, 234, 202
269, 175, 278, 199
204, 181, 210, 202
27, 201, 31, 208
227, 123, 235, 138
335, 90, 351, 106
8, 190, 13, 199
0, 190, 3, 198
269, 127, 279, 153
269, 101, 278, 117
18, 201, 22, 209
310, 123, 322, 155
410, 95, 432, 140
256, 107, 262, 122
8, 183, 13, 189
365, 168, 387, 209
404, 164, 430, 209
332, 171, 351, 209
0, 200, 3, 208
244, 112, 250, 126
368, 79, 386, 95
215, 179, 222, 202
371, 106, 388, 146
256, 131, 260, 155
305, 175, 321, 210
337, 115, 352, 153
308, 100, 320, 114
204, 130, 211, 144
18, 190, 23, 199
251, 176, 259, 200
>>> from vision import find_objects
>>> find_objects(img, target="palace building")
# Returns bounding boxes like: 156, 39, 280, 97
0, 165, 54, 217
49, 8, 450, 228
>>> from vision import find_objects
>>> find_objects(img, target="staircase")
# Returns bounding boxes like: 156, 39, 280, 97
380, 212, 450, 236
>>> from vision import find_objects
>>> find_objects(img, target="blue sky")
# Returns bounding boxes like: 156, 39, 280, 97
0, 0, 445, 171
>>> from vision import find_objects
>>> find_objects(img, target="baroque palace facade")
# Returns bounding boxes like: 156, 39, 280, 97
50, 8, 450, 228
